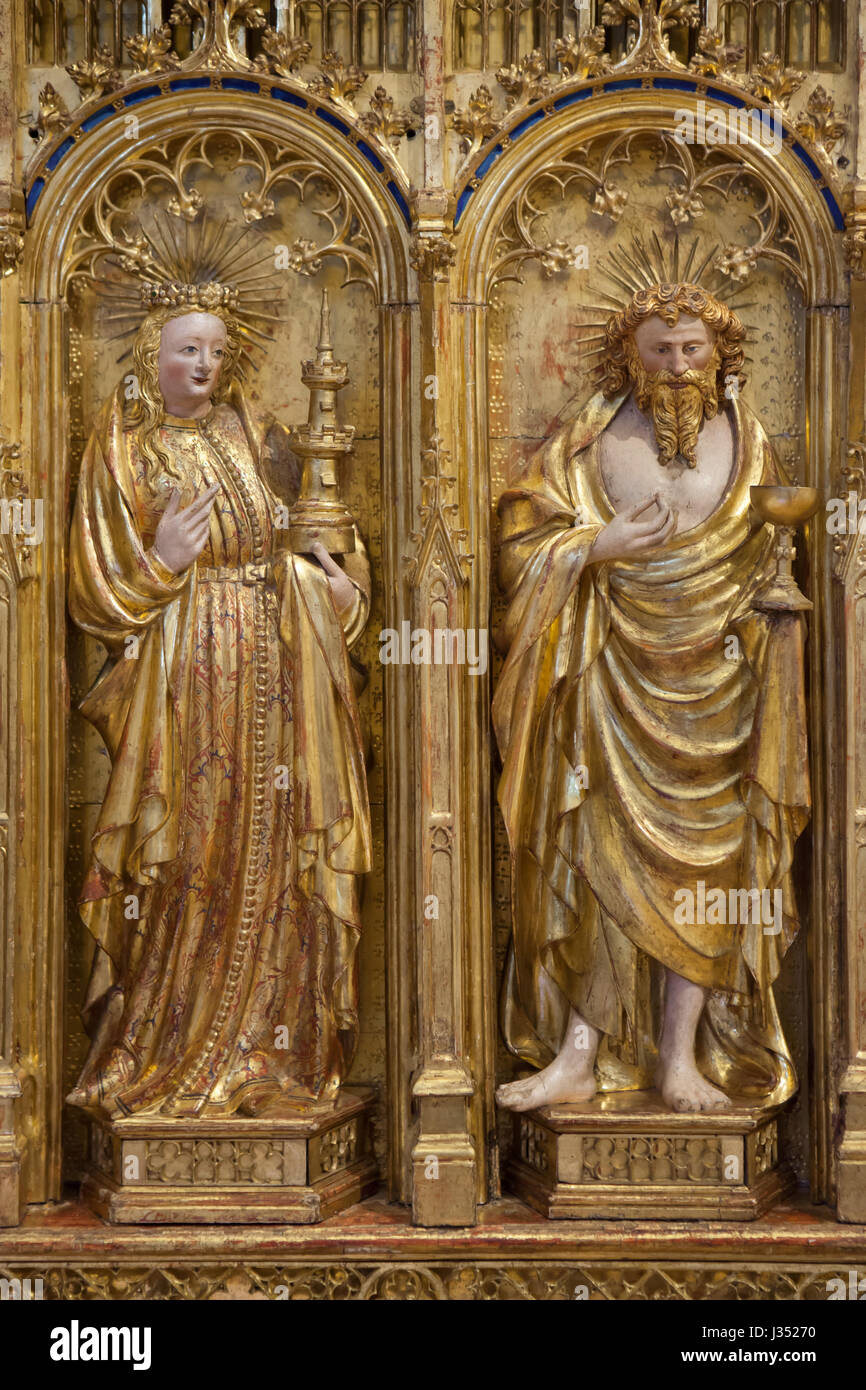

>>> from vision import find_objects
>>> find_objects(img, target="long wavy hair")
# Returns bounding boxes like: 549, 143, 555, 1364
124, 305, 242, 491
598, 284, 746, 403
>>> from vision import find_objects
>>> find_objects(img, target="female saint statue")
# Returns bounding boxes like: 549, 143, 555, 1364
67, 281, 372, 1120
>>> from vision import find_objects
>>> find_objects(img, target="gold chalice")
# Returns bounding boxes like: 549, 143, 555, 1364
749, 485, 820, 612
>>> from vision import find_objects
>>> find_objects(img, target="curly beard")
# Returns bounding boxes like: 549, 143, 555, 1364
626, 341, 722, 467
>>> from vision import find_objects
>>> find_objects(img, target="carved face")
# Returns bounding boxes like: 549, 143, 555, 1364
158, 312, 227, 417
632, 314, 715, 376
627, 314, 721, 467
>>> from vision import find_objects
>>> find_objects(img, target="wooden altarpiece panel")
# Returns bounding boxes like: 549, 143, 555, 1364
2, 76, 431, 1215
448, 73, 849, 1211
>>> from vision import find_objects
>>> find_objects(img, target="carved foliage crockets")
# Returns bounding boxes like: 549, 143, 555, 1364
0, 438, 37, 587
405, 433, 472, 587
448, 1, 845, 215
30, 0, 413, 178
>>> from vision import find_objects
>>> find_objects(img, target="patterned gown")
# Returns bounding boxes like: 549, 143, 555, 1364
68, 390, 371, 1118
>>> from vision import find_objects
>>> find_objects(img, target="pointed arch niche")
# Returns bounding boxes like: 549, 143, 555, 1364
10, 84, 419, 1206
450, 80, 850, 1208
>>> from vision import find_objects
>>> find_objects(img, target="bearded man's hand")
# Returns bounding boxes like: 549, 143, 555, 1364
588, 494, 677, 564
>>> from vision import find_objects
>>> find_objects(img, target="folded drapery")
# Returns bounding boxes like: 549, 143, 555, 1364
493, 391, 810, 1105
67, 382, 371, 1117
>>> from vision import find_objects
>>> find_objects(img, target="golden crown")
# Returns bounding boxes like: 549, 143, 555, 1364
93, 212, 285, 372
139, 281, 239, 311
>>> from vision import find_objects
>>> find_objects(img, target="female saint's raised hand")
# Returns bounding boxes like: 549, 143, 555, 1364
152, 483, 221, 574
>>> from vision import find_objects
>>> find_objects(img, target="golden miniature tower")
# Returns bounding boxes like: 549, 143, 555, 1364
288, 290, 356, 554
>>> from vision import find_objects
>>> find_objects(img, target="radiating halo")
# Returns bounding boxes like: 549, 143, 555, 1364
86, 209, 287, 376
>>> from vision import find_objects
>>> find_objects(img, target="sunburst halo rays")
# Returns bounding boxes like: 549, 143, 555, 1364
89, 210, 288, 373
573, 233, 757, 373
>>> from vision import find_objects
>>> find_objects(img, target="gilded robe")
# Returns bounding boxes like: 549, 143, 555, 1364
493, 391, 810, 1105
68, 381, 371, 1117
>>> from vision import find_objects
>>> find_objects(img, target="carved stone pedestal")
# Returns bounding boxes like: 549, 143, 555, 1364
79, 1087, 378, 1225
506, 1091, 794, 1221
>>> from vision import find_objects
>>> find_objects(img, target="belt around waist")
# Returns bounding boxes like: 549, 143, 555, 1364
197, 561, 273, 584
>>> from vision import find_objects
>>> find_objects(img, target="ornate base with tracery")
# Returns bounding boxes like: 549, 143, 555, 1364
79, 1088, 378, 1225
507, 1095, 794, 1222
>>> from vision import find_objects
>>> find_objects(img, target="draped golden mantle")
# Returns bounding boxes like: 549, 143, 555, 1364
493, 392, 810, 1106
67, 383, 372, 1118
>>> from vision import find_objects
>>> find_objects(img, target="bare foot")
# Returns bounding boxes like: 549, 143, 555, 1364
655, 1057, 731, 1112
496, 1054, 597, 1112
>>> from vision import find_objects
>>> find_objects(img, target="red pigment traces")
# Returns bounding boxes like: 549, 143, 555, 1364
541, 337, 566, 385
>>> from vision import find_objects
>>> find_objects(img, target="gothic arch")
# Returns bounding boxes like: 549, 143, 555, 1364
449, 79, 847, 1202
452, 86, 844, 304
24, 87, 412, 302
13, 85, 416, 1203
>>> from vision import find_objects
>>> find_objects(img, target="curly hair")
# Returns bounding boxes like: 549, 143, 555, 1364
124, 305, 242, 492
598, 283, 746, 403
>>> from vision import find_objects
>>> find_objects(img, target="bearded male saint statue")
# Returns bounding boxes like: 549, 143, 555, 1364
493, 282, 810, 1116
67, 283, 372, 1120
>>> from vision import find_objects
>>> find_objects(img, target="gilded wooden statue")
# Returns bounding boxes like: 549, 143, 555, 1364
66, 280, 372, 1120
494, 281, 811, 1116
